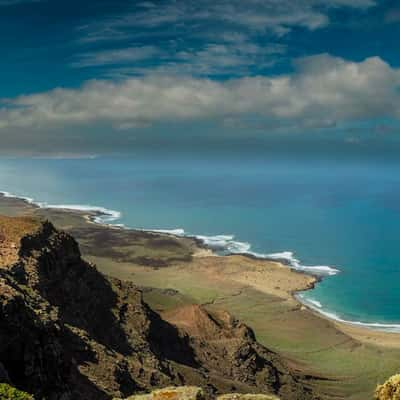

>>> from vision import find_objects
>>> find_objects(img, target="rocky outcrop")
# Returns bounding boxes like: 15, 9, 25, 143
162, 305, 306, 400
0, 218, 315, 400
114, 386, 205, 400
114, 386, 280, 400
375, 374, 400, 400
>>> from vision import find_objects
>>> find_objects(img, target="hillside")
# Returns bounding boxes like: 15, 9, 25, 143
0, 216, 314, 400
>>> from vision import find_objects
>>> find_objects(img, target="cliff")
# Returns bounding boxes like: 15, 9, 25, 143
0, 216, 314, 400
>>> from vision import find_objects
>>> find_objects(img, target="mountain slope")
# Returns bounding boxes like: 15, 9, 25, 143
0, 216, 315, 400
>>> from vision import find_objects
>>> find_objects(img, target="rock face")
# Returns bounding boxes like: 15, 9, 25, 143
375, 374, 400, 400
114, 386, 279, 400
114, 386, 205, 400
0, 218, 315, 400
162, 305, 306, 400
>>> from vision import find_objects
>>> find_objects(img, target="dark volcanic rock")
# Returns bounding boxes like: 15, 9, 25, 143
0, 219, 316, 400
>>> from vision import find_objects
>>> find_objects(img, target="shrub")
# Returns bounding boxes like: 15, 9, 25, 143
375, 374, 400, 400
0, 384, 33, 400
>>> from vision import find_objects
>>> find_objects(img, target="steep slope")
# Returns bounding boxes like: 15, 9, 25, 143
0, 217, 315, 400
163, 305, 307, 400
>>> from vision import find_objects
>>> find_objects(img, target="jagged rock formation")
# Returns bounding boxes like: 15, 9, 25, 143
375, 374, 400, 400
114, 386, 279, 400
114, 386, 205, 400
0, 217, 315, 400
162, 305, 303, 399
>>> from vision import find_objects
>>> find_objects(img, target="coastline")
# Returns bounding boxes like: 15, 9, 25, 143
1, 189, 400, 340
4, 189, 400, 399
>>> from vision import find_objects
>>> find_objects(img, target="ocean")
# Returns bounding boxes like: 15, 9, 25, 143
1, 155, 400, 330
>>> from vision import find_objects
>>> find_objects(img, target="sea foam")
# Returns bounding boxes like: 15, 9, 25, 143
44, 204, 122, 224
3, 188, 400, 332
0, 189, 339, 277
147, 228, 186, 236
0, 191, 122, 225
0, 191, 35, 205
144, 227, 339, 277
265, 251, 339, 276
296, 293, 400, 333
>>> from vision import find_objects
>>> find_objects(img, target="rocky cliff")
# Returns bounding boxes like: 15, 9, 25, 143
0, 216, 315, 400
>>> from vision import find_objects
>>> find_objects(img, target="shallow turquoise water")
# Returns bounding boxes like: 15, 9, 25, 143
1, 156, 400, 327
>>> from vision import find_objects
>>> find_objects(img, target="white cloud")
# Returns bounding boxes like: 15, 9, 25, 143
122, 42, 286, 77
72, 0, 377, 78
72, 46, 162, 68
78, 0, 376, 42
0, 54, 398, 132
73, 39, 285, 76
174, 42, 286, 71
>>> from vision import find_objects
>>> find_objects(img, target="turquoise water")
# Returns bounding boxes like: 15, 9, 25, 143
1, 155, 400, 328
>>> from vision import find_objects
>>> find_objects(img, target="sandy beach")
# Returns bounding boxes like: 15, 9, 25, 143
1, 192, 400, 399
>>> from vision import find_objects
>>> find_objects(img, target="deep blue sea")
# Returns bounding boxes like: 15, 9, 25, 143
1, 155, 400, 329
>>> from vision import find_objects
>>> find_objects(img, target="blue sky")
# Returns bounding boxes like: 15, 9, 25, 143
1, 0, 400, 155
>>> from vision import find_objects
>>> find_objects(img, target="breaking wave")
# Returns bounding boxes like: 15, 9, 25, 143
0, 190, 35, 205
0, 189, 340, 277
44, 204, 122, 225
143, 229, 339, 277
296, 293, 400, 333
13, 188, 400, 331
0, 191, 122, 225
264, 251, 339, 276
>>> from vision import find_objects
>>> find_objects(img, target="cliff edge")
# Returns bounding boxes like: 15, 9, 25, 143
0, 216, 314, 400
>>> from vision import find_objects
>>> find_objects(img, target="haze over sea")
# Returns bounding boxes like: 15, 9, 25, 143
1, 155, 400, 328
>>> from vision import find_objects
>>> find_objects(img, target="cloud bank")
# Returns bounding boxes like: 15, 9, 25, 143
1, 54, 398, 132
80, 0, 376, 41
71, 0, 378, 79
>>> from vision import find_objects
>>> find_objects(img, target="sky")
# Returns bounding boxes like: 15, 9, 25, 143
1, 0, 400, 157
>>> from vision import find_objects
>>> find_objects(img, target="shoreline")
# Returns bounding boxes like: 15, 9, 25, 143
1, 189, 400, 337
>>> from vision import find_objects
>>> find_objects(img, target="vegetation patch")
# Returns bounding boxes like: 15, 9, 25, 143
0, 384, 33, 400
375, 374, 400, 400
